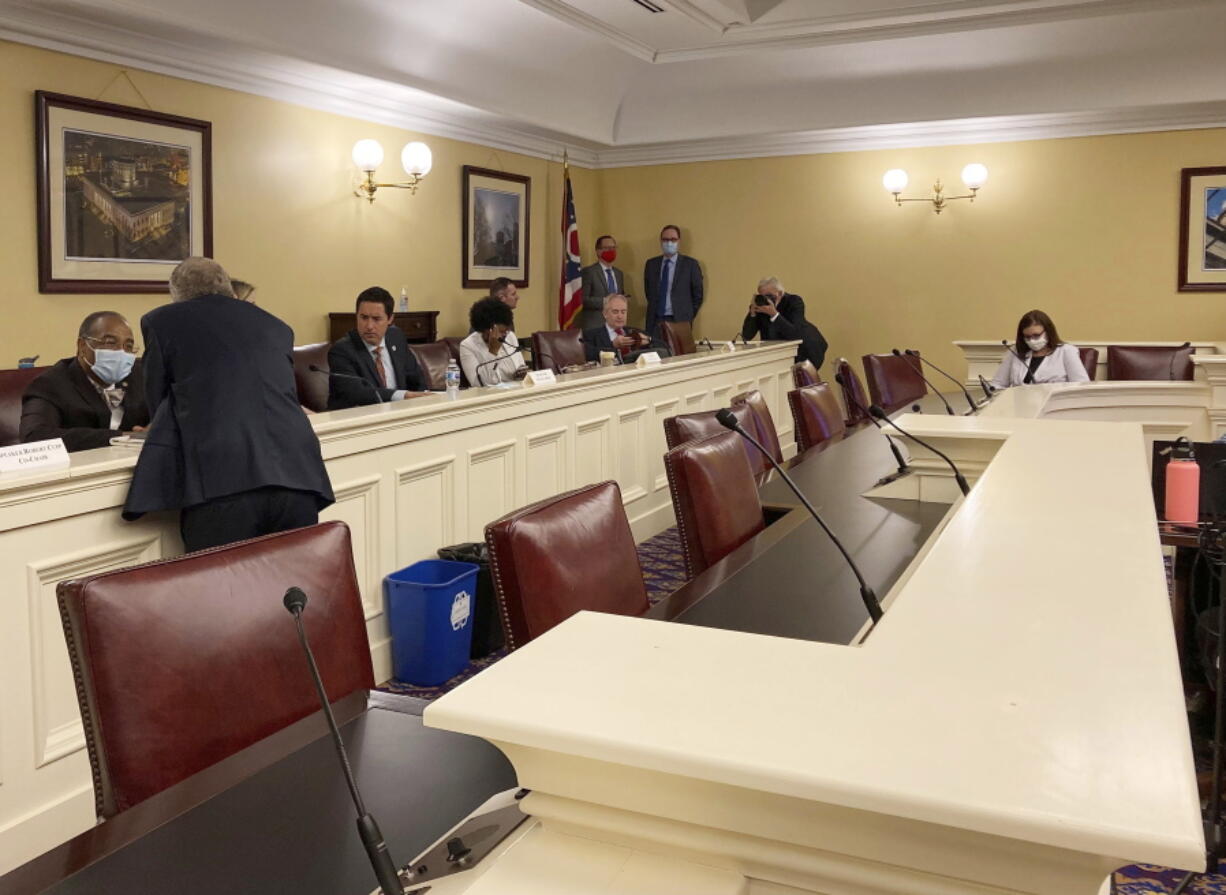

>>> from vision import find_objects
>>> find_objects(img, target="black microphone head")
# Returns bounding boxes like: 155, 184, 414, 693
911, 403, 922, 413
283, 586, 308, 615
834, 372, 845, 386
891, 348, 902, 356
869, 404, 887, 419
715, 408, 740, 430
903, 348, 917, 356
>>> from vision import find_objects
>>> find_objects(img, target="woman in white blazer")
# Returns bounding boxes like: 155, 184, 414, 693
990, 309, 1091, 388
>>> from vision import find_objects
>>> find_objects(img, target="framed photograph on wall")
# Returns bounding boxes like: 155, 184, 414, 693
462, 166, 530, 288
36, 90, 213, 293
1179, 165, 1226, 292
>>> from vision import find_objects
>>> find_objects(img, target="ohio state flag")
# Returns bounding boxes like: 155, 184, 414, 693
557, 165, 582, 329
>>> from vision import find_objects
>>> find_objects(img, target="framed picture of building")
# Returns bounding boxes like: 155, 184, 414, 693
1179, 165, 1226, 292
35, 91, 213, 293
462, 166, 530, 288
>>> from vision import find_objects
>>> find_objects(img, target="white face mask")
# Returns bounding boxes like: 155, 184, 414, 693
1025, 336, 1048, 352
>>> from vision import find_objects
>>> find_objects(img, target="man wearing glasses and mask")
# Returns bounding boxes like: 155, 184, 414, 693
20, 311, 149, 451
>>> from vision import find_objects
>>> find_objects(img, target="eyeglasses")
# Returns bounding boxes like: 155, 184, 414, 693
84, 335, 140, 354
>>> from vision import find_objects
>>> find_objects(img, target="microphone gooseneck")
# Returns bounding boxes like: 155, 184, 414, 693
309, 364, 383, 404
904, 349, 978, 413
834, 372, 908, 478
977, 374, 996, 401
499, 335, 553, 372
283, 588, 405, 895
715, 409, 883, 627
891, 348, 953, 415
868, 405, 971, 497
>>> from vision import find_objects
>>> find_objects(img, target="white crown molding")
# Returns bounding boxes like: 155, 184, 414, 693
514, 0, 659, 61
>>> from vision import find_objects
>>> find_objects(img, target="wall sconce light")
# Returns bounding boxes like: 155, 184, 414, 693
882, 163, 988, 214
353, 139, 433, 202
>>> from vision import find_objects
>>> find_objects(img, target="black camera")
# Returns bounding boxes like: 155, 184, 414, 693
753, 295, 770, 306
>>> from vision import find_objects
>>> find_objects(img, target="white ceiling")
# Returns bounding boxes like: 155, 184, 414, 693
1, 0, 1223, 165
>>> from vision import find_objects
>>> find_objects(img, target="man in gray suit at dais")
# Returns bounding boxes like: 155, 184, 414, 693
577, 234, 625, 331
643, 224, 703, 339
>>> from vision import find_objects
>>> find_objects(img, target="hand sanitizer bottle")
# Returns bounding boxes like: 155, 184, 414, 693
399, 286, 409, 313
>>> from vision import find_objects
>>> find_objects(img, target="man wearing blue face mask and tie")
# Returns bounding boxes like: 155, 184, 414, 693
20, 311, 149, 451
644, 224, 704, 339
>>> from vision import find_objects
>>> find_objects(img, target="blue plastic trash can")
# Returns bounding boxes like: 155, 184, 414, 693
384, 559, 479, 686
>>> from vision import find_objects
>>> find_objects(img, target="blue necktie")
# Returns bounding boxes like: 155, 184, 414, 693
605, 267, 616, 294
660, 259, 672, 316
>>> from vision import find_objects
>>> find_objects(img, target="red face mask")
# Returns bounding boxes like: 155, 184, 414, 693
598, 248, 617, 264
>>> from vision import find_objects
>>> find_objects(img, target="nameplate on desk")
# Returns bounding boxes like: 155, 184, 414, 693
522, 369, 558, 387
635, 352, 663, 367
0, 438, 69, 474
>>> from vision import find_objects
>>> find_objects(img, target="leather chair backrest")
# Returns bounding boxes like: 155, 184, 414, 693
0, 366, 50, 447
442, 337, 469, 387
659, 320, 696, 356
835, 357, 869, 425
730, 389, 783, 466
862, 352, 926, 414
57, 521, 373, 818
662, 403, 767, 482
792, 360, 821, 389
292, 342, 331, 412
1106, 344, 1194, 381
665, 430, 766, 580
407, 340, 452, 390
484, 481, 649, 649
788, 383, 846, 454
1078, 346, 1100, 381
531, 329, 586, 373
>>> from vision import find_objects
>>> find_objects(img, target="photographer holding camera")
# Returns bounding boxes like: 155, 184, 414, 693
741, 276, 828, 370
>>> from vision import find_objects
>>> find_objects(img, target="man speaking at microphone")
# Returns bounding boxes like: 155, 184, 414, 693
583, 294, 650, 363
122, 257, 334, 553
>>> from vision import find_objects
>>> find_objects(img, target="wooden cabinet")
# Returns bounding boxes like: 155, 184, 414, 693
328, 310, 439, 345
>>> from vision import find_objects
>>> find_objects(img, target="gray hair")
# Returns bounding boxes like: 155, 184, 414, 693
602, 292, 628, 310
169, 257, 235, 302
758, 276, 783, 293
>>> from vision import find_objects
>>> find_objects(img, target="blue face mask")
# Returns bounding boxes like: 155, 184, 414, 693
91, 348, 136, 385
661, 240, 679, 256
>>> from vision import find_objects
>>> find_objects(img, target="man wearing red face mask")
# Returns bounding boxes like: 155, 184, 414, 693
577, 234, 626, 330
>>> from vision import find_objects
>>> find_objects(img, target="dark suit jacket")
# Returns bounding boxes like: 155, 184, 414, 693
643, 254, 703, 333
20, 357, 149, 452
741, 293, 829, 370
326, 326, 425, 410
578, 263, 626, 331
122, 294, 333, 519
581, 325, 616, 363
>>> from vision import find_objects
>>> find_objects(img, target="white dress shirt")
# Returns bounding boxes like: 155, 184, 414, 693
990, 342, 1091, 388
459, 330, 528, 386
367, 339, 406, 400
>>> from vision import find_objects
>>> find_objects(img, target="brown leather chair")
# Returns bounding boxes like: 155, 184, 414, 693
792, 360, 821, 389
862, 352, 926, 414
663, 403, 768, 482
665, 430, 766, 579
731, 389, 783, 467
292, 342, 331, 412
788, 383, 846, 454
1106, 344, 1194, 381
56, 521, 373, 818
1077, 346, 1100, 381
0, 366, 49, 447
407, 340, 452, 390
531, 329, 586, 373
442, 336, 469, 387
659, 320, 696, 356
834, 357, 869, 426
484, 481, 649, 649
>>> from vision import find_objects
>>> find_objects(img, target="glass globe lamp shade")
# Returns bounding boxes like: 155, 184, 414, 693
352, 139, 384, 173
401, 141, 433, 177
882, 169, 909, 193
961, 163, 988, 190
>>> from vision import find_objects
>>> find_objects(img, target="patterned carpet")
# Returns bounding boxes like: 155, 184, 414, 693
378, 534, 1222, 892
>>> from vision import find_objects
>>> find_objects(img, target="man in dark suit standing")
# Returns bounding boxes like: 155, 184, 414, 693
577, 235, 626, 331
122, 257, 334, 553
20, 311, 149, 451
643, 224, 703, 338
741, 276, 829, 370
327, 287, 429, 410
582, 294, 650, 363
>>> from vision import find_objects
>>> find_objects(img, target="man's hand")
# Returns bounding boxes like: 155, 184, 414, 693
131, 425, 148, 432
613, 334, 637, 350
753, 296, 777, 316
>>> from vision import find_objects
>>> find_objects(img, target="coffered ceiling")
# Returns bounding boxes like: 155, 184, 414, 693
1, 0, 1222, 165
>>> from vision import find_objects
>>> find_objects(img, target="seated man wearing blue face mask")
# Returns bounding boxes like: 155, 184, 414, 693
20, 311, 149, 451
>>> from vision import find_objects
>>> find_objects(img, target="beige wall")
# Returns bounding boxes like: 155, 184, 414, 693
2, 38, 1223, 379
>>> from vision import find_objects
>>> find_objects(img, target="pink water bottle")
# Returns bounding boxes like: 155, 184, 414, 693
1164, 437, 1200, 524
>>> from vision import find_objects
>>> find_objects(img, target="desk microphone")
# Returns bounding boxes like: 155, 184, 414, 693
472, 344, 519, 386
1000, 338, 1026, 364
715, 409, 883, 627
904, 349, 978, 414
499, 335, 554, 372
868, 405, 970, 497
698, 337, 715, 350
283, 587, 405, 894
977, 375, 996, 401
1170, 342, 1192, 381
891, 349, 953, 415
309, 365, 383, 404
834, 372, 909, 480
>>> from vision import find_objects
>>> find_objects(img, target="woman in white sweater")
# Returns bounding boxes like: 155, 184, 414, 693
990, 309, 1090, 388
